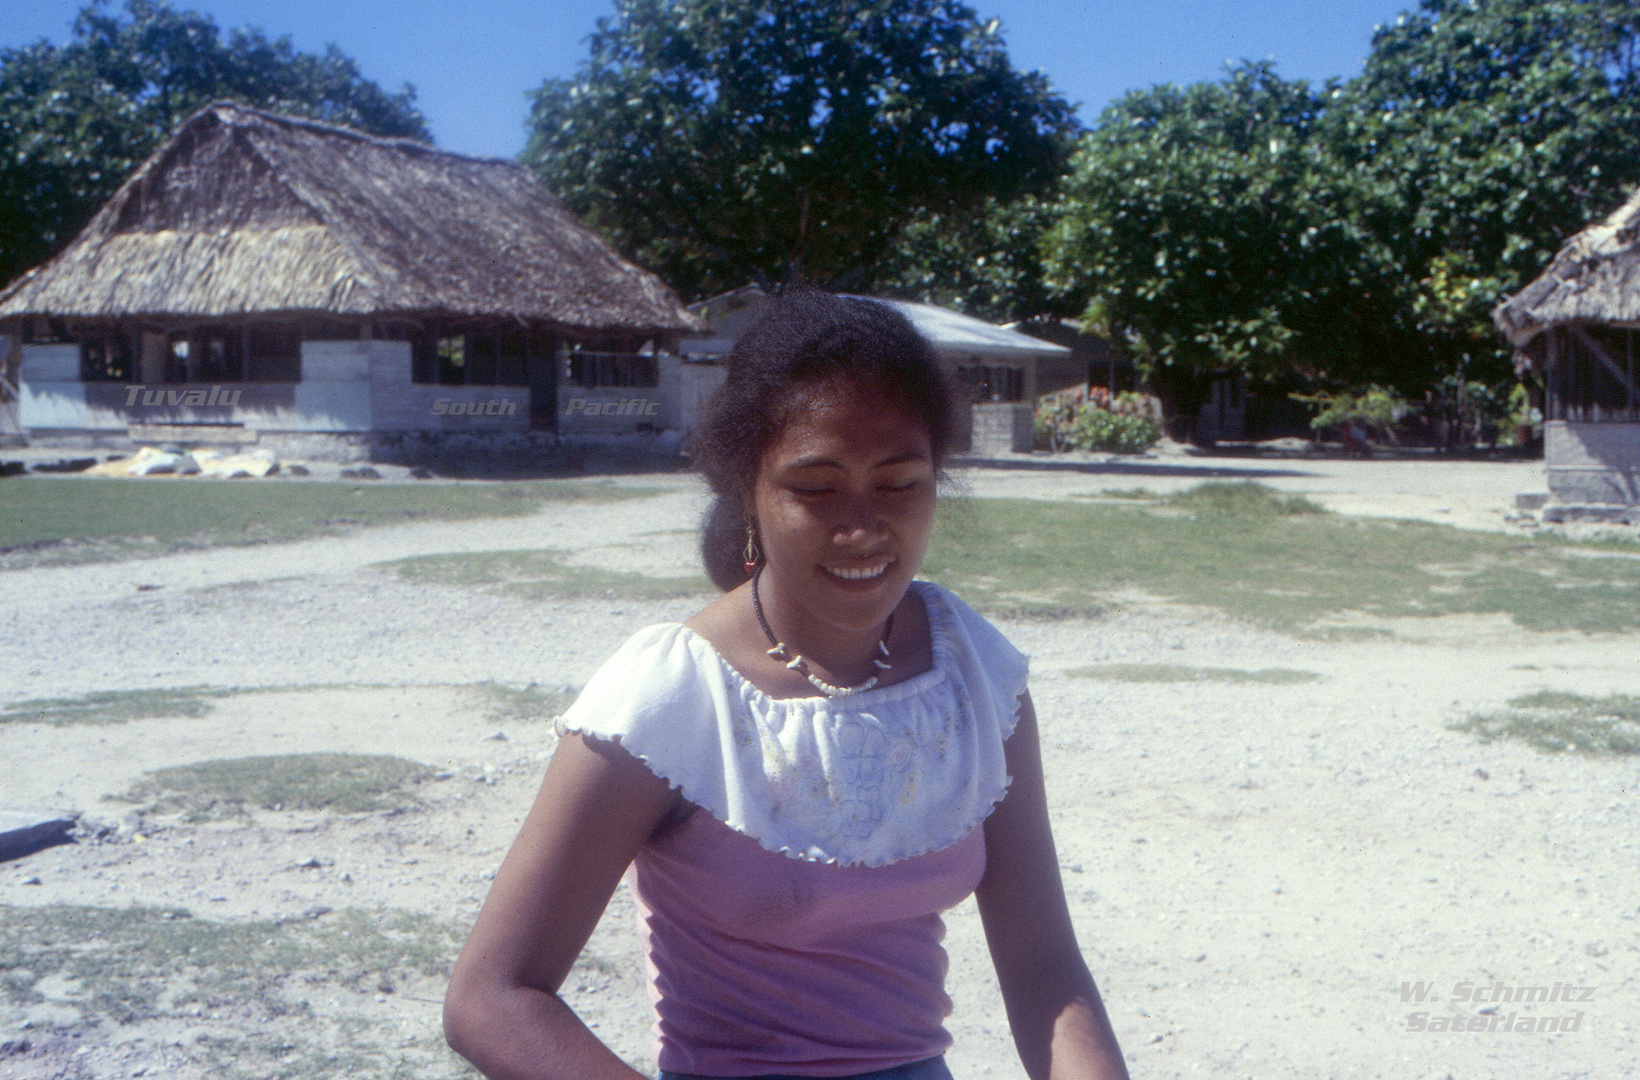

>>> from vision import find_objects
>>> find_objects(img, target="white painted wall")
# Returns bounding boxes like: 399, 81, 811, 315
17, 344, 116, 430
19, 343, 79, 383
678, 361, 727, 437
280, 339, 413, 432
301, 340, 374, 382
375, 384, 530, 432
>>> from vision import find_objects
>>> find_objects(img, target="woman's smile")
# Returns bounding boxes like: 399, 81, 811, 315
820, 558, 895, 587
749, 378, 937, 669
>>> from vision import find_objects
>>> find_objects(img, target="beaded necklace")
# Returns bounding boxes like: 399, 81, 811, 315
750, 563, 893, 697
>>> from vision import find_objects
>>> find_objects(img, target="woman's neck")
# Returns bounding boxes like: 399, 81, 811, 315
750, 569, 904, 688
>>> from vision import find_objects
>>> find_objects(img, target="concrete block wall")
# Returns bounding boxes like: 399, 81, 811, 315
16, 345, 112, 431
1545, 420, 1640, 504
970, 402, 1034, 454
361, 340, 528, 433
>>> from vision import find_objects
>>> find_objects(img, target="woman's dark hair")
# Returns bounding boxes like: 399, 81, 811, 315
695, 288, 960, 591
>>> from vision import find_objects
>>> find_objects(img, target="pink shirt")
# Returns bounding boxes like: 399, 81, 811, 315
556, 580, 1030, 1077
632, 810, 986, 1077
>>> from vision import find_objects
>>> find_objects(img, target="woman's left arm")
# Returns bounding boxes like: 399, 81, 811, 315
975, 689, 1130, 1080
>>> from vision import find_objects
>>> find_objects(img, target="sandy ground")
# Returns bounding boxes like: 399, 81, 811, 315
1, 453, 1636, 1080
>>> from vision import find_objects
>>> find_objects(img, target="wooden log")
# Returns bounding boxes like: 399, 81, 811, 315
0, 808, 77, 863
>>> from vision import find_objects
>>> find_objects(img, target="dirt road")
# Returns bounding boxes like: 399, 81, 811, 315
1, 458, 1633, 1080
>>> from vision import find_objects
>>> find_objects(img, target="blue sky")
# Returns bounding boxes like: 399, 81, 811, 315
3, 0, 1416, 159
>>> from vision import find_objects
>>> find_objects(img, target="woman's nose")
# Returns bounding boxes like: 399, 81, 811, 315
833, 495, 887, 542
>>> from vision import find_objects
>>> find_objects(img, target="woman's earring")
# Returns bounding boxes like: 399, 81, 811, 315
744, 523, 760, 577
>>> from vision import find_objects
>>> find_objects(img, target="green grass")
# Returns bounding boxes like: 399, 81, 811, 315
1066, 663, 1323, 684
924, 483, 1640, 631
1162, 481, 1325, 516
470, 681, 578, 723
1, 686, 232, 726
1451, 691, 1640, 756
0, 903, 474, 1080
1506, 690, 1640, 721
0, 477, 656, 569
117, 753, 436, 820
380, 548, 714, 600
4, 681, 583, 727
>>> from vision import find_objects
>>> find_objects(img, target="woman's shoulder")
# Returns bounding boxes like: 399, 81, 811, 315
554, 620, 732, 737
914, 580, 1029, 670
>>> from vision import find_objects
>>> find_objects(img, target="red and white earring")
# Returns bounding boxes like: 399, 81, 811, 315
744, 521, 760, 577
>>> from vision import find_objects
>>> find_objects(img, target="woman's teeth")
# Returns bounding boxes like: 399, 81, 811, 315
825, 563, 889, 580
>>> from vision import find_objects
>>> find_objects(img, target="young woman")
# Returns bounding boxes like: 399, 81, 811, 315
443, 290, 1129, 1080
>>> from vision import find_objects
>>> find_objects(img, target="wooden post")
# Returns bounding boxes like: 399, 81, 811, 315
1547, 328, 1559, 421
1620, 327, 1633, 419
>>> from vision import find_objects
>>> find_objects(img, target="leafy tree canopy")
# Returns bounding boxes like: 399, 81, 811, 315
525, 0, 1078, 300
1332, 0, 1640, 375
1043, 62, 1413, 412
872, 192, 1063, 324
0, 0, 428, 286
1044, 0, 1640, 403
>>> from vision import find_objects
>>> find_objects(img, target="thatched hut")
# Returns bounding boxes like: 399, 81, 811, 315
0, 102, 703, 463
1495, 187, 1640, 504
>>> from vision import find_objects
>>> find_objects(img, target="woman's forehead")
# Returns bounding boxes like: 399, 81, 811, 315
765, 387, 931, 465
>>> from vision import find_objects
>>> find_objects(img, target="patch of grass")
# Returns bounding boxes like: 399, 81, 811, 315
1162, 480, 1325, 516
923, 483, 1640, 631
471, 681, 577, 723
0, 477, 655, 570
1507, 690, 1640, 722
1291, 625, 1398, 642
0, 903, 473, 1080
117, 753, 435, 820
1066, 663, 1323, 684
1450, 691, 1640, 755
1, 686, 232, 726
381, 548, 714, 600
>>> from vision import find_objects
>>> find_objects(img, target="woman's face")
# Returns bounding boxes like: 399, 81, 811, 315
751, 379, 937, 636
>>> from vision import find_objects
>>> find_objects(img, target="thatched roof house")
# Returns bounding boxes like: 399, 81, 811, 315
1494, 187, 1640, 505
1, 102, 703, 461
0, 101, 697, 332
1494, 187, 1640, 347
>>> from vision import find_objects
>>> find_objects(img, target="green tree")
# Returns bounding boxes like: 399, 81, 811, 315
0, 0, 428, 286
874, 193, 1064, 323
1043, 0, 1640, 418
1042, 62, 1410, 419
524, 0, 1078, 299
1328, 0, 1640, 387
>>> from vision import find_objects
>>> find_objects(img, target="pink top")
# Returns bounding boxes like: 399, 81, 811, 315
632, 810, 985, 1076
555, 580, 1030, 1077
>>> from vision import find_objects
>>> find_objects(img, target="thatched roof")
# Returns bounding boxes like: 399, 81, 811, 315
0, 102, 702, 335
1494, 185, 1640, 345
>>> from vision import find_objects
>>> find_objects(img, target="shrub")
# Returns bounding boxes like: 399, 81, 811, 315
1289, 385, 1407, 441
1035, 391, 1162, 453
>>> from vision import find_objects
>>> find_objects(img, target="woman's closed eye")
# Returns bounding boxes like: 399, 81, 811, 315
792, 480, 920, 496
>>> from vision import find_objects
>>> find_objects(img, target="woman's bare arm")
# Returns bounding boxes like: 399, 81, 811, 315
975, 690, 1130, 1080
444, 731, 680, 1080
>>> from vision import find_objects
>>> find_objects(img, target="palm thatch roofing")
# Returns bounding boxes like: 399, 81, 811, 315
1494, 185, 1640, 346
0, 102, 701, 336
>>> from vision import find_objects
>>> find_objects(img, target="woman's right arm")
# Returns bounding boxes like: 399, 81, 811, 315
444, 731, 682, 1080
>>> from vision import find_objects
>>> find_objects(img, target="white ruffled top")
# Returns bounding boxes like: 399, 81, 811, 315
554, 579, 1030, 868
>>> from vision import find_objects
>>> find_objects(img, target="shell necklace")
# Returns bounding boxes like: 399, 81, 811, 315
751, 563, 893, 697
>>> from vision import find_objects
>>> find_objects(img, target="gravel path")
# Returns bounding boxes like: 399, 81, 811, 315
1, 459, 1634, 1080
